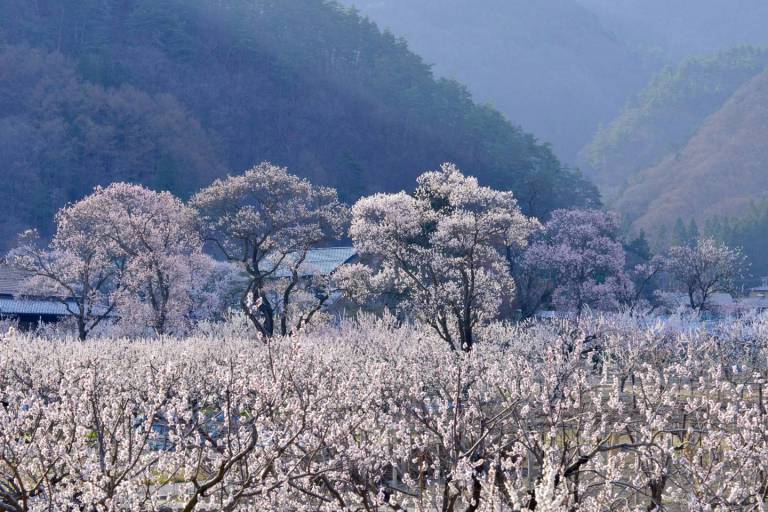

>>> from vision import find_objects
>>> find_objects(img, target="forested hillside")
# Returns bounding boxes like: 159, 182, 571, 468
585, 46, 768, 194
706, 199, 768, 285
0, 46, 224, 248
0, 0, 598, 250
615, 69, 768, 237
338, 0, 655, 160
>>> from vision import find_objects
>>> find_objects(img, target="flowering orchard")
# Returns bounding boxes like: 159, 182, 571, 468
1, 314, 766, 511
5, 162, 750, 341
1, 162, 757, 510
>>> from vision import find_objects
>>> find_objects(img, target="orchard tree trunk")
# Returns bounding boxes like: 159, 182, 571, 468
241, 283, 275, 340
77, 315, 87, 341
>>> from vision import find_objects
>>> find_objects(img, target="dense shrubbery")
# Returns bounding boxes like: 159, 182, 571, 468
1, 313, 767, 511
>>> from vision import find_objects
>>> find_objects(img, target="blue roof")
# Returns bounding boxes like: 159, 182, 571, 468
0, 264, 84, 318
0, 297, 79, 317
262, 247, 356, 279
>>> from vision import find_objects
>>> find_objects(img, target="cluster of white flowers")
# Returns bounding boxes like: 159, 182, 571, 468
11, 184, 231, 339
191, 162, 349, 338
342, 163, 539, 351
1, 313, 766, 510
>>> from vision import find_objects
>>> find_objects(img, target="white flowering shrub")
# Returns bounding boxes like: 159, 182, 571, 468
0, 314, 766, 511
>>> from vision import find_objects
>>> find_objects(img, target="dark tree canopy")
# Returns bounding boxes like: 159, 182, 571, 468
0, 45, 223, 248
0, 0, 599, 249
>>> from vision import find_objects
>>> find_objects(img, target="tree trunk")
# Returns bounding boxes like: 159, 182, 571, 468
77, 316, 87, 341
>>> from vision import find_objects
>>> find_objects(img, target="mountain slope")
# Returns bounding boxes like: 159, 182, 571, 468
338, 0, 654, 161
584, 46, 768, 195
0, 0, 598, 250
0, 45, 224, 248
616, 69, 768, 236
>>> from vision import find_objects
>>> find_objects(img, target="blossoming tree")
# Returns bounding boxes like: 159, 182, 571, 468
522, 209, 633, 315
341, 163, 539, 351
190, 163, 349, 338
76, 183, 224, 335
665, 236, 746, 311
10, 183, 224, 337
10, 227, 120, 341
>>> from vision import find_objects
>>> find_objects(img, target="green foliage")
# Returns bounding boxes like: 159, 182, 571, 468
587, 46, 768, 189
0, 0, 598, 250
705, 199, 768, 286
624, 230, 651, 262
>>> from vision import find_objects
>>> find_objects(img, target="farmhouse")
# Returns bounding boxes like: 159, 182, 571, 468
258, 246, 358, 309
260, 246, 357, 279
748, 277, 768, 299
0, 263, 79, 329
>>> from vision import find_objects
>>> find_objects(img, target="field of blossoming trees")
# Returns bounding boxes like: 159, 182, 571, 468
1, 313, 766, 511
0, 160, 760, 511
2, 2, 766, 510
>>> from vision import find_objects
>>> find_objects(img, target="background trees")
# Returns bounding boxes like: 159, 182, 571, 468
0, 0, 600, 253
343, 163, 538, 351
705, 199, 768, 287
520, 209, 633, 315
0, 45, 223, 251
10, 183, 227, 338
191, 163, 349, 339
665, 237, 747, 310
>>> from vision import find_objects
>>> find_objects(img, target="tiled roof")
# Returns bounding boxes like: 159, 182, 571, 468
0, 264, 31, 296
0, 297, 78, 317
0, 264, 111, 318
261, 247, 356, 279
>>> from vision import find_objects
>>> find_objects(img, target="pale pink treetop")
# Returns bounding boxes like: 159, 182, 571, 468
11, 183, 227, 337
523, 208, 633, 314
190, 162, 349, 337
342, 163, 539, 350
